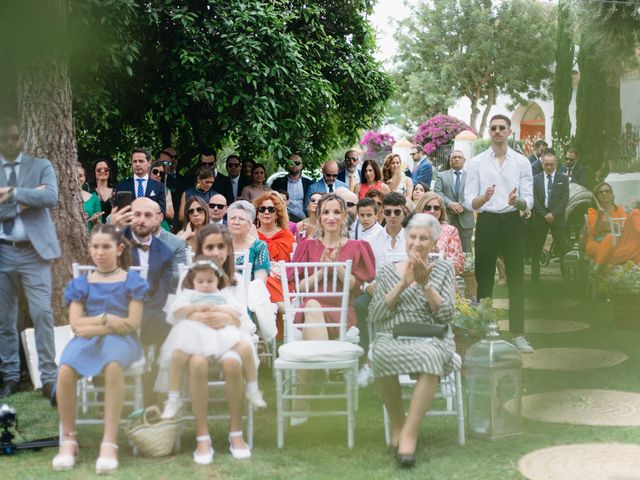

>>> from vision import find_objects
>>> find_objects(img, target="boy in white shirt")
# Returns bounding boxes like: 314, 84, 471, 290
357, 197, 383, 242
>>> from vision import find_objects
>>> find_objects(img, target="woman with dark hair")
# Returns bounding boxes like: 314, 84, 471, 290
585, 182, 627, 265
355, 159, 390, 200
53, 224, 147, 474
409, 181, 429, 210
178, 196, 211, 251
383, 153, 413, 201
77, 164, 103, 231
178, 165, 215, 224
253, 192, 295, 308
238, 163, 271, 202
88, 158, 116, 223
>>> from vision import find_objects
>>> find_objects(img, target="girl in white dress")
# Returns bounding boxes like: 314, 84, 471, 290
383, 153, 413, 202
158, 258, 266, 420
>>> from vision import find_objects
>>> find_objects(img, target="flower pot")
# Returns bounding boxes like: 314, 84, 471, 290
611, 292, 640, 329
462, 272, 477, 300
453, 327, 483, 361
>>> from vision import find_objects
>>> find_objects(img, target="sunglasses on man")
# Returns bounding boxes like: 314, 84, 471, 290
490, 125, 508, 132
208, 203, 227, 210
384, 208, 403, 217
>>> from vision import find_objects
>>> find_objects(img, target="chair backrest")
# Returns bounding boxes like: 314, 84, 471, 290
185, 245, 194, 266
21, 325, 73, 389
384, 251, 408, 264
72, 262, 148, 280
609, 217, 626, 245
279, 260, 352, 343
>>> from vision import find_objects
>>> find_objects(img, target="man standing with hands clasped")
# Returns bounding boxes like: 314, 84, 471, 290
465, 114, 534, 353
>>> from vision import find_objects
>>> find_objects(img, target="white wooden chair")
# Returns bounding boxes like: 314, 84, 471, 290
275, 260, 363, 448
68, 263, 148, 454
21, 325, 73, 390
608, 217, 626, 246
382, 352, 465, 447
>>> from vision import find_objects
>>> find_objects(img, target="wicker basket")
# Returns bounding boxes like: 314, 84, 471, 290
453, 327, 483, 362
125, 406, 181, 457
611, 292, 640, 329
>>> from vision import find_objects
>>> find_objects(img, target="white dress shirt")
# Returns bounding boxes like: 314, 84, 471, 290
131, 233, 151, 267
368, 227, 406, 270
464, 147, 533, 213
360, 222, 383, 243
287, 176, 305, 219
544, 171, 555, 209
0, 154, 28, 241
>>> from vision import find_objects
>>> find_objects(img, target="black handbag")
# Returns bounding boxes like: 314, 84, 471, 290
392, 322, 448, 339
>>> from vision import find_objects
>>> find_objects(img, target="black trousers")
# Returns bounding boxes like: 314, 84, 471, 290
475, 211, 525, 334
530, 221, 571, 280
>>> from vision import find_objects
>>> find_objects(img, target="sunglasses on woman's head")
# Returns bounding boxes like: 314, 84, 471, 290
423, 205, 441, 212
258, 206, 276, 213
384, 208, 403, 217
187, 207, 205, 215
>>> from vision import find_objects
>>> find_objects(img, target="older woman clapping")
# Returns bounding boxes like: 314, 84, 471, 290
370, 213, 459, 469
228, 200, 270, 282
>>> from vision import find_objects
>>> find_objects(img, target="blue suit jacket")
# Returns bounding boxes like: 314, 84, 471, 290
116, 177, 167, 214
0, 154, 61, 260
412, 157, 433, 186
126, 229, 173, 345
303, 178, 348, 211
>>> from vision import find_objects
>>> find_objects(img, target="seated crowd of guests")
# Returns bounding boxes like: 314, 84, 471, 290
45, 145, 477, 472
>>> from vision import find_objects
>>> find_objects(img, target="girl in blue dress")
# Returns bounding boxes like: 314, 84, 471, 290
52, 224, 148, 475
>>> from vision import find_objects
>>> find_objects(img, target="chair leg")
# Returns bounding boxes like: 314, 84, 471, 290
276, 367, 284, 449
455, 370, 465, 446
247, 401, 254, 449
382, 406, 391, 447
346, 364, 355, 449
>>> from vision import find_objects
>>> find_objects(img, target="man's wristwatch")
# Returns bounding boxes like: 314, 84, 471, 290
100, 313, 108, 326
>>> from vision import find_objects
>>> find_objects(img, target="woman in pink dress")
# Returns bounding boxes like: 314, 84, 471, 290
415, 192, 464, 275
355, 159, 390, 200
291, 193, 376, 337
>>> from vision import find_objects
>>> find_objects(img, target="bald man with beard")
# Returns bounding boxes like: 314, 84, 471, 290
303, 160, 348, 212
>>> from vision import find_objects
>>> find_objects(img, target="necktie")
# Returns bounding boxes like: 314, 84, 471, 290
454, 171, 461, 199
131, 241, 150, 252
328, 184, 333, 193
136, 178, 144, 198
2, 163, 17, 235
349, 174, 355, 192
567, 167, 572, 180
546, 174, 552, 208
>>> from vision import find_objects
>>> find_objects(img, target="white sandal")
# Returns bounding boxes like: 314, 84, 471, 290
228, 431, 251, 460
52, 432, 78, 471
193, 435, 214, 465
95, 442, 118, 475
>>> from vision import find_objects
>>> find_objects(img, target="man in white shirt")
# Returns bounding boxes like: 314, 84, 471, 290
465, 114, 534, 353
355, 192, 407, 387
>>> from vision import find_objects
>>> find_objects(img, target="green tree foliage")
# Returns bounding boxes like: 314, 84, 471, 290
394, 0, 556, 136
69, 0, 393, 170
551, 0, 574, 154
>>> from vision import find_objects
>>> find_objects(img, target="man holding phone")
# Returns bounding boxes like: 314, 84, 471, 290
116, 148, 166, 214
465, 114, 534, 353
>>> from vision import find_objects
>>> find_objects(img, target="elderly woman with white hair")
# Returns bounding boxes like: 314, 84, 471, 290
369, 213, 460, 469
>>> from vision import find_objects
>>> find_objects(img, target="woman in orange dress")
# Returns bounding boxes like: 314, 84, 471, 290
609, 208, 640, 265
253, 192, 295, 310
585, 182, 627, 265
355, 159, 390, 200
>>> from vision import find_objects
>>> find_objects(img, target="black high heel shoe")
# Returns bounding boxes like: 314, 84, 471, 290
395, 452, 416, 468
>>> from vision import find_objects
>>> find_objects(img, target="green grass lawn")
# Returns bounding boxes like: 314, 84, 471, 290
3, 268, 639, 479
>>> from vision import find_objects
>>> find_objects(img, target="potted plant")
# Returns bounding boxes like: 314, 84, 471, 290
453, 296, 496, 359
608, 261, 640, 328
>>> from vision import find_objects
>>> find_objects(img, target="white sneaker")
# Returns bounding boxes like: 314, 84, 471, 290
513, 336, 534, 354
161, 396, 183, 419
246, 388, 267, 409
357, 364, 373, 388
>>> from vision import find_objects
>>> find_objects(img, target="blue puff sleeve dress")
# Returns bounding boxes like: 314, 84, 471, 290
59, 270, 149, 377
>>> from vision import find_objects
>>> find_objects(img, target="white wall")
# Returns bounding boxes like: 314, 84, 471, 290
620, 71, 640, 128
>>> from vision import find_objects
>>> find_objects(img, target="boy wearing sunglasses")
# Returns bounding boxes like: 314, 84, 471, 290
465, 114, 534, 354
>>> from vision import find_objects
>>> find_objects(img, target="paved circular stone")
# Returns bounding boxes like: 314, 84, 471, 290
521, 348, 628, 371
497, 318, 590, 334
519, 443, 640, 480
492, 298, 580, 310
508, 390, 640, 426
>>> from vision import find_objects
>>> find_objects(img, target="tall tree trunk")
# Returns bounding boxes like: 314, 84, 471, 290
468, 95, 480, 133
16, 0, 89, 324
477, 88, 496, 137
552, 0, 574, 153
575, 38, 607, 173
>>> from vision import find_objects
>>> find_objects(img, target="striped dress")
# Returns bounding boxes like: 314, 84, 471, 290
370, 260, 460, 378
